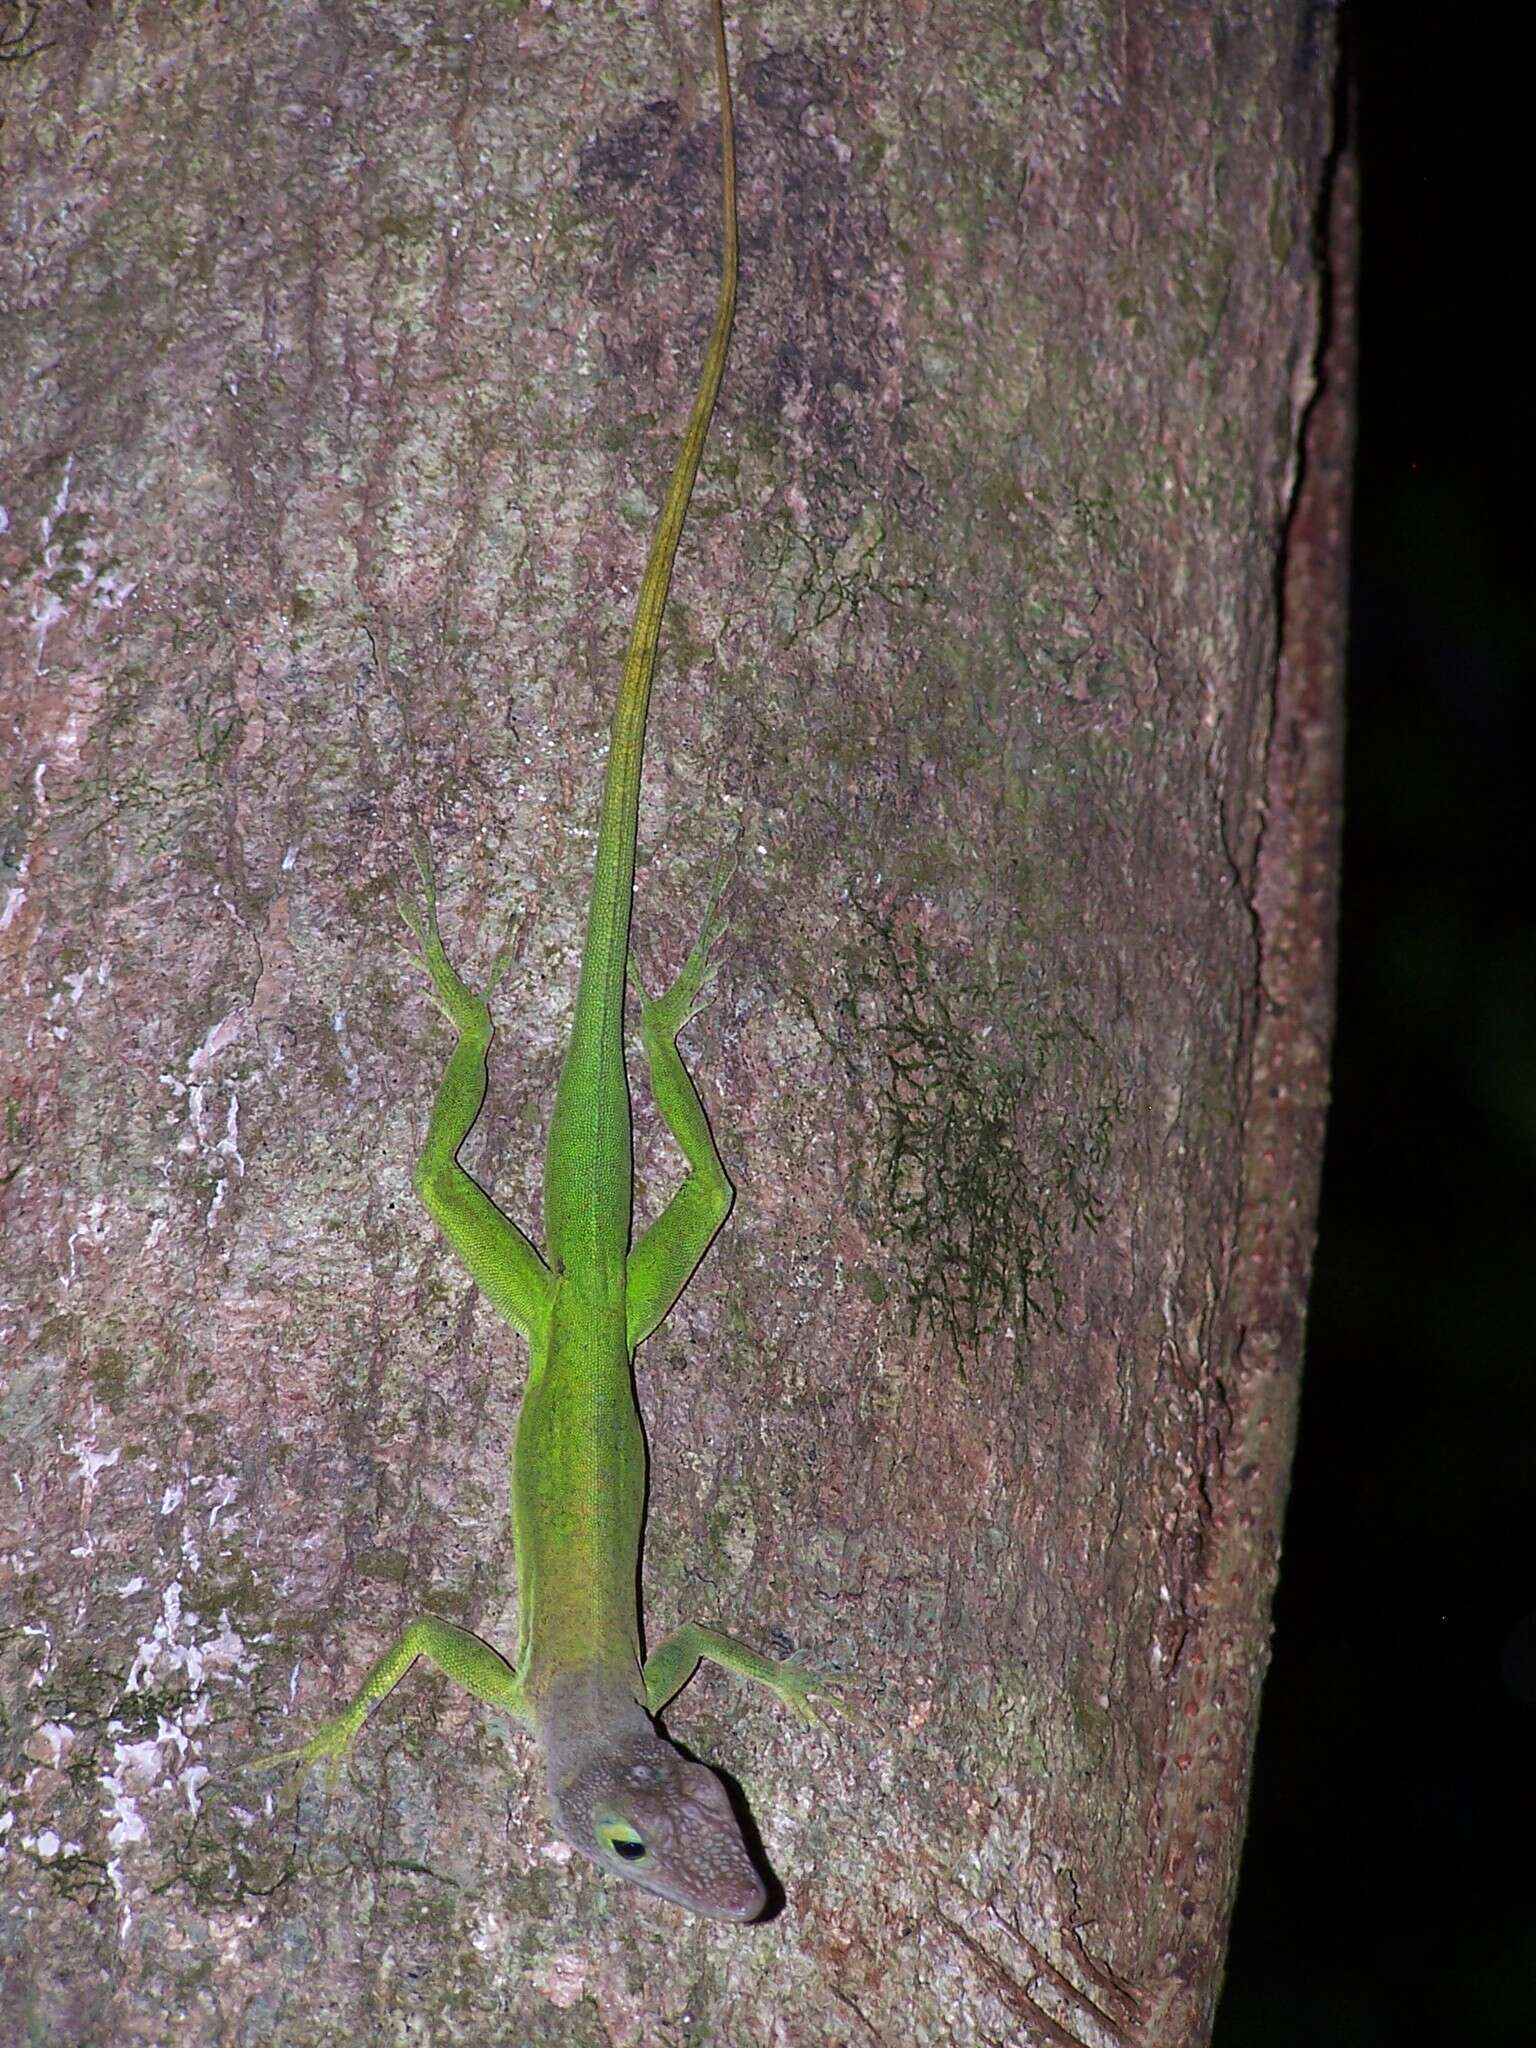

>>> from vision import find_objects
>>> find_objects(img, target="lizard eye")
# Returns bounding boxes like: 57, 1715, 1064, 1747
596, 1815, 649, 1863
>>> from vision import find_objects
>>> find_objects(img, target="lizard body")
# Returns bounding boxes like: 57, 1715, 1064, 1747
256, 0, 838, 1921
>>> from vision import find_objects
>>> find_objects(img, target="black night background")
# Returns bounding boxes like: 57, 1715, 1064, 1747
1214, 5, 1534, 2040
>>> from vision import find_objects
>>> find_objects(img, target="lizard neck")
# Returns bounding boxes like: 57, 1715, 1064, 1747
534, 1659, 652, 1796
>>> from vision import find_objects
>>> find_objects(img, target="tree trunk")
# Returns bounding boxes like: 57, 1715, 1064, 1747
1, 3, 1346, 2041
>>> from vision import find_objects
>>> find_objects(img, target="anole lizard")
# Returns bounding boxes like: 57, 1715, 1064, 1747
255, 0, 840, 1920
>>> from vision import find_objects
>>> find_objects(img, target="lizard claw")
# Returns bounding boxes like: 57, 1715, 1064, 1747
769, 1653, 870, 1731
245, 1715, 360, 1807
395, 839, 518, 1016
629, 861, 734, 1039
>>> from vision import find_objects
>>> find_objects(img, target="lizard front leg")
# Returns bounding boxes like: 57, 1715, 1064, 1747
250, 1618, 531, 1795
642, 1623, 845, 1726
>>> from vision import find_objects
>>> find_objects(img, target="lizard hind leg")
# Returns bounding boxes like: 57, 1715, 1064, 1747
623, 859, 738, 1351
396, 838, 553, 1344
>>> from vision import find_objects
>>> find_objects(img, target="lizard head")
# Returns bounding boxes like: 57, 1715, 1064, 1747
549, 1727, 769, 1921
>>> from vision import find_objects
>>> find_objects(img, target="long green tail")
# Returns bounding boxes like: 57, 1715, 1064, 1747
543, 0, 739, 1278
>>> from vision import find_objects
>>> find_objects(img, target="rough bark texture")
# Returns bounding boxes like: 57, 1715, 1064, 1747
1, 2, 1346, 2042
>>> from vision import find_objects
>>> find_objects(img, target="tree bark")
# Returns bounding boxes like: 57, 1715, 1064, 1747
1, 3, 1346, 2042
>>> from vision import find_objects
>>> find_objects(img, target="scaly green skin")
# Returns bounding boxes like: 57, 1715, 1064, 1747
254, 0, 841, 1922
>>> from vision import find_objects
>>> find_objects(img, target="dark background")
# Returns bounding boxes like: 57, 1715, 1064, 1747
1214, 5, 1534, 2041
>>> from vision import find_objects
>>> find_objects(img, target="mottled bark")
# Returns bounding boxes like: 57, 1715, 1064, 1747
1, 3, 1346, 2042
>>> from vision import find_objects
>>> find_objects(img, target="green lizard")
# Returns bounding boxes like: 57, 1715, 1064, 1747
255, 0, 840, 1920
